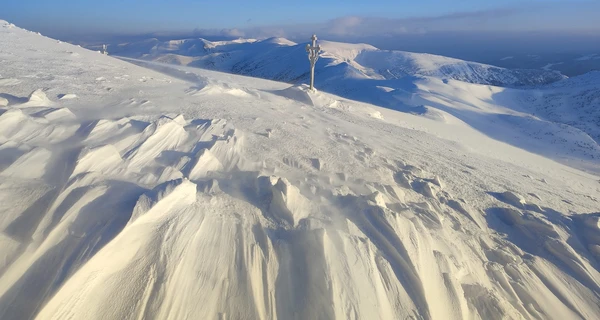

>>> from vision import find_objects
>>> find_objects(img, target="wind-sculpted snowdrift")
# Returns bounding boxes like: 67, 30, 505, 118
1, 20, 600, 320
2, 97, 600, 320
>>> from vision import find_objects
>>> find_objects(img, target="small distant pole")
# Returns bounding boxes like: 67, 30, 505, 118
305, 34, 321, 91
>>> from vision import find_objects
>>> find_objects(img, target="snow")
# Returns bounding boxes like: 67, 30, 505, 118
496, 71, 600, 156
58, 93, 77, 100
0, 78, 21, 86
0, 19, 600, 320
259, 37, 297, 46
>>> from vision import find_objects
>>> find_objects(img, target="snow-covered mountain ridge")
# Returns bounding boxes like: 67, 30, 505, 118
110, 36, 566, 87
1, 20, 600, 320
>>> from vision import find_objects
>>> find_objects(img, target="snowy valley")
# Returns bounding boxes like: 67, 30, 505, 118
0, 20, 600, 320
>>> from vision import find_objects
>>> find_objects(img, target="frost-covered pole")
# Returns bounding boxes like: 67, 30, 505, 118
305, 34, 321, 91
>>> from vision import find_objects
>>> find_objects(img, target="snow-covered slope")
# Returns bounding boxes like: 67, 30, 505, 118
394, 76, 600, 173
108, 36, 600, 167
500, 71, 600, 144
1, 20, 600, 320
109, 37, 565, 87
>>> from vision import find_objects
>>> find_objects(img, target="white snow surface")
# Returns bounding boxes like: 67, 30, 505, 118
1, 20, 600, 320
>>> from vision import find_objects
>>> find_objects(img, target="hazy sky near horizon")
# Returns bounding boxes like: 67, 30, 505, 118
2, 0, 599, 37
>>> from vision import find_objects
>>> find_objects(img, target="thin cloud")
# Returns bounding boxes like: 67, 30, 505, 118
192, 27, 246, 38
214, 7, 522, 38
192, 3, 599, 40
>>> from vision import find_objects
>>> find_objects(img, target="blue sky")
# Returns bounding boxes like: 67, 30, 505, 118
2, 0, 599, 36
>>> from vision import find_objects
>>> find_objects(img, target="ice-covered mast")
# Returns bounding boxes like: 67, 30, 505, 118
305, 34, 321, 91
